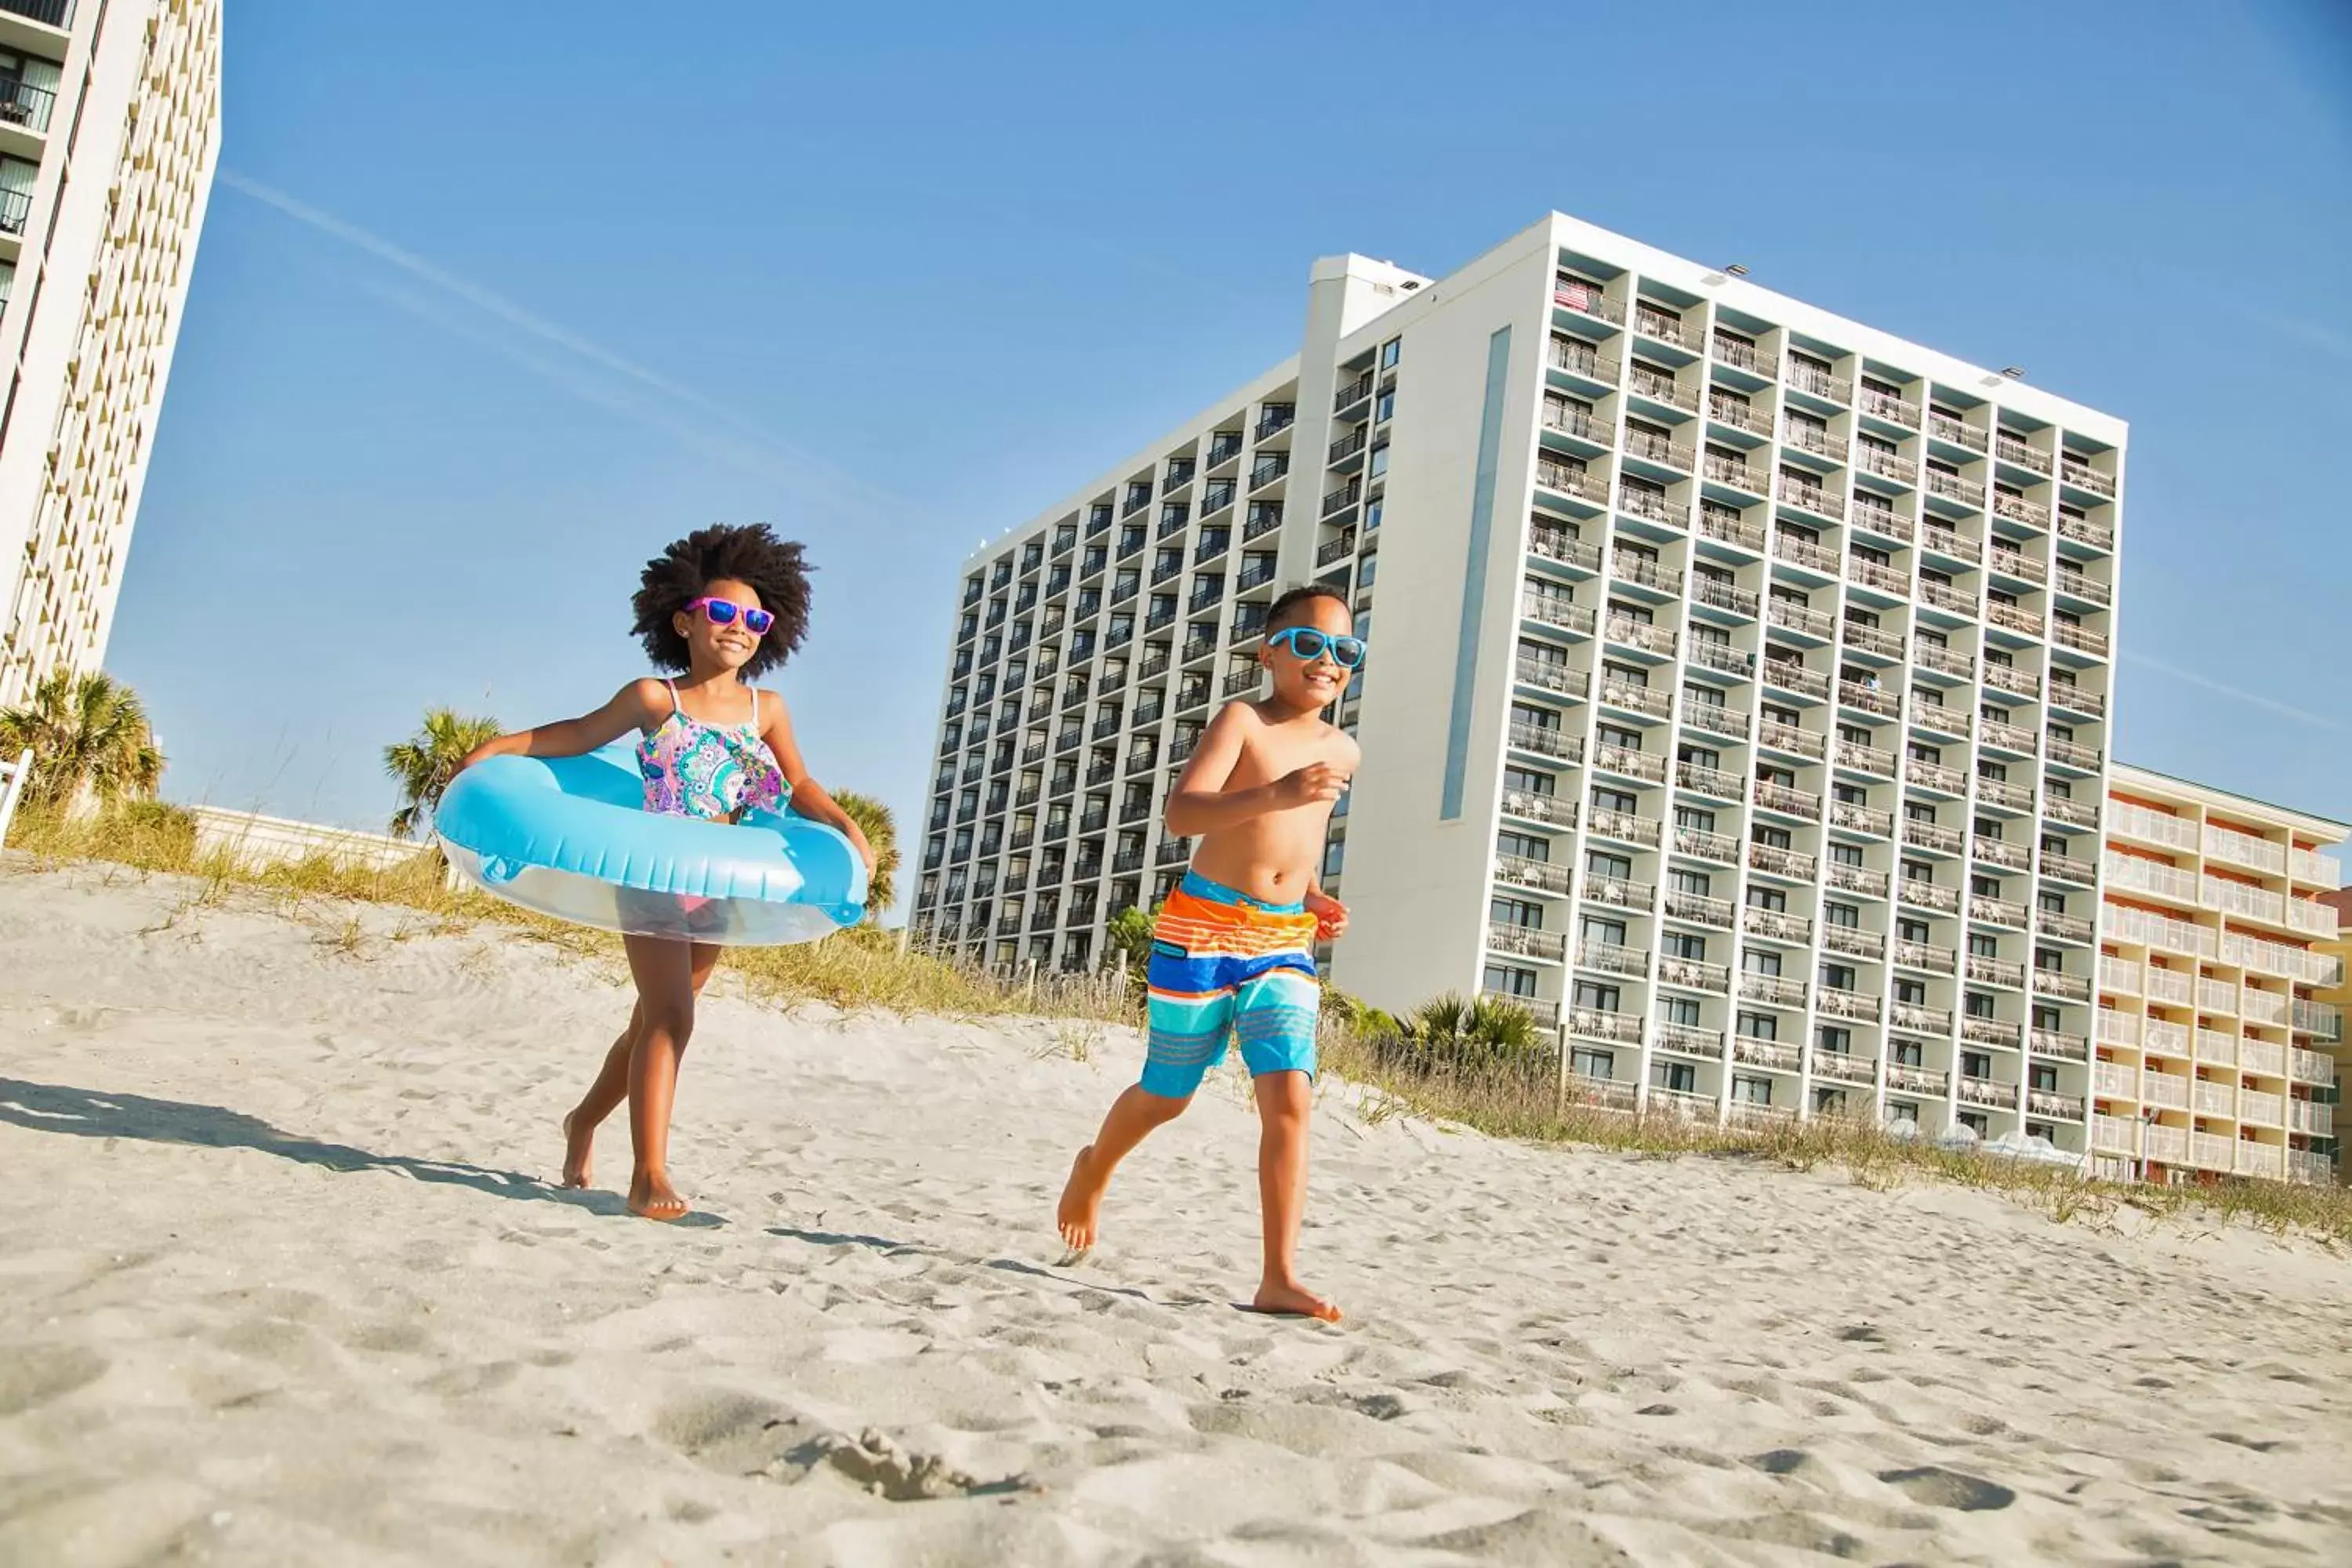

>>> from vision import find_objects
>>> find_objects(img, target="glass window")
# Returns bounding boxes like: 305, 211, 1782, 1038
1381, 338, 1402, 369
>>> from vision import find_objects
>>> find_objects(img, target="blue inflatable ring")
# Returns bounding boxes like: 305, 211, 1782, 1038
434, 743, 867, 945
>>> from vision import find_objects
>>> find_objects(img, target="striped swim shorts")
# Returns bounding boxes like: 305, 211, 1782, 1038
1141, 869, 1321, 1099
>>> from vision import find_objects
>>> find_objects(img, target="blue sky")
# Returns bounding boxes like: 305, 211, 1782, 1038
112, 0, 2352, 865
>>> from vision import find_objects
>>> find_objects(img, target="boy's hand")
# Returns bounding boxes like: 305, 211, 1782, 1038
1272, 762, 1348, 809
1305, 888, 1348, 939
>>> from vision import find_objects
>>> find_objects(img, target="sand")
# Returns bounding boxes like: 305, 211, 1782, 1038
2, 862, 2350, 1566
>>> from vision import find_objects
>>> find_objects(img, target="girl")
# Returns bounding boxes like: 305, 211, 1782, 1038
459, 524, 875, 1221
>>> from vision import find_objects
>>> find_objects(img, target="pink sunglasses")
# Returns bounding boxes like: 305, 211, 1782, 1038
684, 597, 775, 636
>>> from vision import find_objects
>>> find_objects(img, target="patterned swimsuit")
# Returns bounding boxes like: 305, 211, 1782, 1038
637, 681, 789, 822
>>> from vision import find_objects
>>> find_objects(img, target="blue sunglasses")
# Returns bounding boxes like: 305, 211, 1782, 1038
1265, 626, 1367, 669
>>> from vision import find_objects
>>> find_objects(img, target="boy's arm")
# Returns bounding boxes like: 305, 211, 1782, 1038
1164, 704, 1346, 838
459, 681, 662, 771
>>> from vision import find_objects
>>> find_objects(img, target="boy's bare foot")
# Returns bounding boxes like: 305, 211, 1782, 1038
1056, 1145, 1105, 1258
628, 1170, 689, 1221
1250, 1280, 1343, 1322
561, 1110, 595, 1190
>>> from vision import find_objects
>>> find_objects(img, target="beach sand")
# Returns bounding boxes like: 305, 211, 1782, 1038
3, 862, 2350, 1565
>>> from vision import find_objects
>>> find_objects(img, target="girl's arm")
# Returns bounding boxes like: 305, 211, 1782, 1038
460, 681, 667, 771
760, 692, 877, 873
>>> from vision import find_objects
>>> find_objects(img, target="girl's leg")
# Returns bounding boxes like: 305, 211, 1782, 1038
562, 945, 720, 1190
617, 936, 719, 1219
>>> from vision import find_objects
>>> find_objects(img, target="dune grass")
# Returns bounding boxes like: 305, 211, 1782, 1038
9, 800, 2347, 1247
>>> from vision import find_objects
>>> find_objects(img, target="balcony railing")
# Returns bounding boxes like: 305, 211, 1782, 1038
1830, 800, 1893, 837
2051, 622, 2110, 658
1687, 637, 1753, 676
1584, 873, 1654, 910
1676, 760, 1745, 800
1500, 788, 1576, 826
1818, 987, 1881, 1022
1837, 681, 1897, 719
1969, 895, 2027, 928
1594, 743, 1666, 783
1508, 721, 1581, 761
1995, 435, 2053, 475
1498, 854, 1573, 894
1888, 1063, 1950, 1096
1827, 862, 1889, 898
1530, 528, 1602, 571
1896, 939, 1956, 975
1657, 956, 1730, 993
1537, 462, 1610, 504
1549, 336, 1621, 385
1758, 721, 1826, 760
1600, 680, 1669, 719
1627, 367, 1698, 412
1486, 990, 1559, 1028
1741, 906, 1814, 944
1748, 842, 1817, 880
1754, 781, 1820, 819
1672, 824, 1739, 862
1513, 656, 1590, 699
1731, 1036, 1802, 1072
2057, 513, 2115, 551
1589, 808, 1662, 848
1766, 599, 1833, 640
1900, 879, 1959, 915
1737, 971, 1807, 1007
1775, 480, 1845, 521
1603, 614, 1676, 655
1711, 332, 1766, 372
1785, 361, 1852, 403
1666, 889, 1736, 928
1553, 277, 1625, 324
1957, 1076, 2019, 1109
1682, 702, 1749, 739
1842, 619, 1904, 659
1612, 552, 1684, 594
1571, 1008, 1645, 1044
1773, 529, 1840, 572
1704, 454, 1764, 493
1487, 922, 1566, 962
1656, 1023, 1724, 1058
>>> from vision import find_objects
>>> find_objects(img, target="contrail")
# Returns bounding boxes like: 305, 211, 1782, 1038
217, 169, 900, 510
2122, 651, 2345, 735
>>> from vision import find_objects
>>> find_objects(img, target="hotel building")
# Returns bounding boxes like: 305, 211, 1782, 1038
2091, 768, 2343, 1184
915, 211, 2139, 1159
0, 0, 220, 707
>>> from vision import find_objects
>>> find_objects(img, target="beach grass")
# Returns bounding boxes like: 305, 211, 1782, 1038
9, 799, 2346, 1247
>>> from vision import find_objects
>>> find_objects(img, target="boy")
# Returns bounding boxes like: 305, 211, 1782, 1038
1056, 583, 1363, 1320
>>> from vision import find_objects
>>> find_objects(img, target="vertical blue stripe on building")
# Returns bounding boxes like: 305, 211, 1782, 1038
1440, 325, 1512, 821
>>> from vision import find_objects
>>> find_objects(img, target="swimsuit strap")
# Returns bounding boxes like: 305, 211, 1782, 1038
749, 687, 758, 732
663, 678, 683, 715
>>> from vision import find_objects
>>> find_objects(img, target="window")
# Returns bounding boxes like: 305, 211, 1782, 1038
1588, 851, 1634, 880
1503, 767, 1555, 796
1888, 1099, 1920, 1123
1894, 1039, 1924, 1066
1570, 1047, 1614, 1080
1746, 884, 1787, 911
1968, 932, 1999, 960
1895, 978, 1926, 1005
1965, 993, 1995, 1020
2031, 1004, 2060, 1032
1591, 786, 1639, 815
1497, 830, 1550, 860
1675, 805, 1717, 833
1824, 901, 1860, 928
1898, 918, 1930, 944
1662, 931, 1709, 960
1381, 337, 1402, 369
1573, 982, 1622, 1013
1365, 496, 1384, 531
1657, 996, 1701, 1026
1581, 915, 1628, 946
1744, 949, 1784, 976
1484, 964, 1538, 996
1753, 824, 1793, 850
1828, 843, 1864, 867
1820, 964, 1857, 991
1971, 874, 2004, 898
1961, 1051, 1992, 1080
1817, 1026, 1852, 1054
1671, 868, 1714, 895
1369, 444, 1390, 479
1655, 1061, 1697, 1093
2030, 1063, 2058, 1093
1737, 1012, 1779, 1042
1731, 1075, 1773, 1105
1490, 897, 1543, 928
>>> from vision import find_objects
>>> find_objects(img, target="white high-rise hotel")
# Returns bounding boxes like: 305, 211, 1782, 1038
0, 0, 220, 706
919, 212, 2142, 1155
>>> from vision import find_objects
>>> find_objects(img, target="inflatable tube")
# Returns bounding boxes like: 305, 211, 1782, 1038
434, 744, 867, 945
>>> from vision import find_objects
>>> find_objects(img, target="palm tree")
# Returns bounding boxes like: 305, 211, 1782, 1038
829, 789, 899, 920
1405, 990, 1542, 1066
0, 670, 164, 811
383, 709, 502, 839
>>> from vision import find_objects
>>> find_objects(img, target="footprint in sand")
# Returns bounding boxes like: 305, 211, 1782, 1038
1877, 1465, 2016, 1512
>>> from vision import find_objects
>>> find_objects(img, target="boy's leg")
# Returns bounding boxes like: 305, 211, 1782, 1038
1057, 943, 1232, 1256
1235, 965, 1340, 1320
563, 945, 720, 1189
618, 935, 713, 1220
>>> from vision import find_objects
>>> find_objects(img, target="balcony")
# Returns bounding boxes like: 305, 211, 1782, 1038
1549, 336, 1622, 386
1838, 680, 1898, 719
1514, 655, 1591, 700
1758, 720, 1826, 760
1896, 939, 1957, 975
1966, 953, 2026, 989
1704, 454, 1765, 493
1711, 332, 1768, 372
1488, 923, 1566, 962
1995, 434, 2053, 476
1973, 835, 2030, 872
1500, 788, 1577, 827
1603, 614, 1676, 656
1485, 990, 1559, 1028
1613, 552, 1685, 597
1754, 781, 1820, 819
1766, 599, 1833, 641
1657, 956, 1730, 994
1957, 1076, 2020, 1110
2039, 848, 2096, 885
1334, 371, 1375, 412
2057, 513, 2115, 551
0, 72, 55, 134
1243, 506, 1283, 543
1813, 1049, 1877, 1086
1553, 276, 1626, 325
1671, 824, 1740, 862
1891, 1001, 1954, 1036
1846, 557, 1909, 597
1626, 366, 1698, 413
1901, 879, 1960, 915
2051, 622, 2109, 659
1571, 1008, 1645, 1045
1623, 428, 1695, 473
1906, 758, 1966, 796
1541, 736, 1632, 791
1688, 637, 1755, 677
1819, 987, 1881, 1022
1682, 702, 1748, 740
1666, 889, 1736, 929
2031, 1029, 2088, 1065
1250, 455, 1291, 492
1775, 480, 1845, 522
1697, 507, 1766, 551
1842, 619, 1904, 659
1498, 853, 1573, 895
1969, 895, 2027, 929
2037, 967, 2091, 1004
1830, 800, 1893, 837
1888, 1063, 1950, 1097
1619, 488, 1690, 530
1543, 401, 1610, 444
1785, 361, 1852, 404
1585, 873, 1655, 911
1530, 527, 1602, 572
1919, 526, 1983, 567
1589, 807, 1662, 848
1731, 1036, 1802, 1072
1923, 469, 1987, 510
1827, 863, 1889, 901
1742, 906, 1814, 945
1677, 759, 1746, 800
1748, 842, 1817, 880
1316, 529, 1358, 566
1773, 529, 1840, 573
1909, 698, 1969, 739
1599, 679, 1669, 720
1656, 1024, 1725, 1059
1537, 461, 1610, 506
1508, 720, 1582, 761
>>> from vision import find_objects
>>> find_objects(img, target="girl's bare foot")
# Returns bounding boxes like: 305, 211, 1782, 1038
1251, 1279, 1342, 1322
1055, 1145, 1105, 1258
561, 1111, 596, 1189
628, 1169, 689, 1221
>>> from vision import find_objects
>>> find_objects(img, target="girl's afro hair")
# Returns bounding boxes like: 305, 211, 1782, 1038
632, 524, 813, 677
